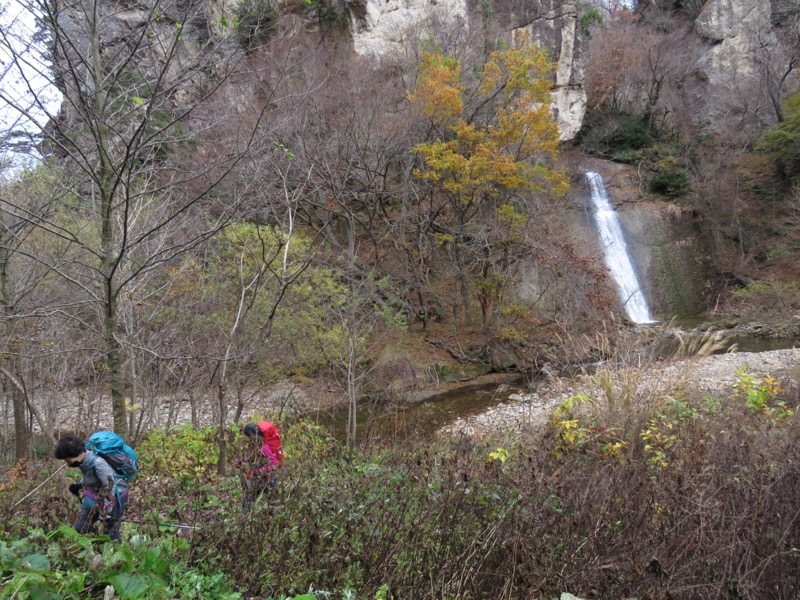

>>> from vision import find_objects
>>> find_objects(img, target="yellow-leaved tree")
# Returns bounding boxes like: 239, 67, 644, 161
408, 39, 569, 326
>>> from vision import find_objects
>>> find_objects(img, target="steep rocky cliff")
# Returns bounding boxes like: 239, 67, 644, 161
688, 0, 797, 140
49, 0, 589, 140
51, 0, 794, 145
345, 0, 796, 144
348, 0, 588, 140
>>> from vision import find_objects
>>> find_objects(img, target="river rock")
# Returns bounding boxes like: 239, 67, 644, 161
439, 348, 800, 438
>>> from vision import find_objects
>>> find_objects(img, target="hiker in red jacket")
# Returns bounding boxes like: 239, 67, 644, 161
237, 421, 282, 511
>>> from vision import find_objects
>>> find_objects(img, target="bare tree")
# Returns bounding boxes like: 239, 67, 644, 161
756, 29, 798, 124
0, 0, 282, 435
206, 163, 313, 474
0, 166, 76, 457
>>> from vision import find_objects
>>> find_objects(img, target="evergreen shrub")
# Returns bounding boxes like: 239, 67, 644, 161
649, 169, 690, 196
576, 110, 652, 157
234, 0, 279, 50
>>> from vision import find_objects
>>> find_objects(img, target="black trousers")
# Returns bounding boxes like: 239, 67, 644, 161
242, 474, 277, 511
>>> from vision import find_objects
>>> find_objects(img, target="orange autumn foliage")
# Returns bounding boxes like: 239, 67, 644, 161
408, 40, 568, 201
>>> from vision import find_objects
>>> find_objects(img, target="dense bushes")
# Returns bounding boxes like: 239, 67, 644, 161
192, 368, 798, 598
233, 0, 279, 50
757, 88, 800, 185
731, 279, 800, 311
649, 169, 690, 196
575, 110, 652, 159
192, 439, 527, 596
1, 372, 798, 598
576, 109, 695, 198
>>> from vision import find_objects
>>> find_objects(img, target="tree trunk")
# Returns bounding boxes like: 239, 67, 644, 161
90, 0, 127, 437
347, 332, 357, 449
104, 294, 128, 436
0, 218, 31, 459
129, 350, 138, 439
12, 373, 30, 459
216, 364, 228, 476
217, 378, 228, 476
455, 238, 471, 323
0, 365, 54, 447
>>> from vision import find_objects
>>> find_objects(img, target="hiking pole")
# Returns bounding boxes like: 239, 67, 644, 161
11, 463, 67, 508
121, 518, 202, 530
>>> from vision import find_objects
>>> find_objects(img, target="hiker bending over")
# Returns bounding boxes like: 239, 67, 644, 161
54, 435, 128, 542
236, 421, 282, 511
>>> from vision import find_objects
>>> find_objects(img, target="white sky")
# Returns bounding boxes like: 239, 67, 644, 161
0, 0, 62, 177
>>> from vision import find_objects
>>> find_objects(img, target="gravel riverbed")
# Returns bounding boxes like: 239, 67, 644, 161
38, 349, 800, 441
439, 348, 800, 438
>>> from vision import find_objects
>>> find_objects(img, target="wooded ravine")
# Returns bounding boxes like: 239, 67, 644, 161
0, 0, 798, 596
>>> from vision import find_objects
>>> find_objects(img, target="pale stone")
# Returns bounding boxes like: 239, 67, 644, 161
691, 0, 781, 136
350, 0, 468, 57
509, 8, 586, 140
695, 0, 770, 41
552, 86, 586, 141
115, 10, 150, 26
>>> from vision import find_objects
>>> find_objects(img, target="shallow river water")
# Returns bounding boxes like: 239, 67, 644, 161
318, 330, 798, 443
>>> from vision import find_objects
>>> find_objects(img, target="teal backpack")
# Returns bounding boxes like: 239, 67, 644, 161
86, 431, 139, 482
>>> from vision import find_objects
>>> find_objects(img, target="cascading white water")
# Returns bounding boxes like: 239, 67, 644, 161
586, 172, 655, 324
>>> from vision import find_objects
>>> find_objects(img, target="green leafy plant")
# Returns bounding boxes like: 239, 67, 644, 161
579, 6, 603, 36
731, 367, 793, 419
137, 424, 221, 481
612, 114, 652, 151
639, 417, 679, 472
550, 393, 629, 460
756, 88, 800, 184
576, 110, 653, 158
487, 447, 510, 465
731, 280, 800, 310
0, 525, 242, 599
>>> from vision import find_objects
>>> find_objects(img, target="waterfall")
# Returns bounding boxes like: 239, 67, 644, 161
586, 172, 655, 324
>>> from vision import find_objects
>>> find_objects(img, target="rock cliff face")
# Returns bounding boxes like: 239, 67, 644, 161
506, 2, 587, 141
688, 0, 793, 139
345, 0, 796, 145
348, 0, 588, 140
55, 0, 588, 139
55, 0, 792, 146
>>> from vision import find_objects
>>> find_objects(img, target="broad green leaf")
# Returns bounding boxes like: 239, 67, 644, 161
19, 553, 50, 572
110, 574, 150, 599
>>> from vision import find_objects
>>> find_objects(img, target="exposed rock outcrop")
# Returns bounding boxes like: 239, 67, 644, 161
509, 3, 587, 140
689, 0, 796, 139
348, 0, 589, 140
348, 0, 468, 57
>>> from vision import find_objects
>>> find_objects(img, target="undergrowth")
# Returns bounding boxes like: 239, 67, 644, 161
1, 369, 799, 599
0, 525, 242, 599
